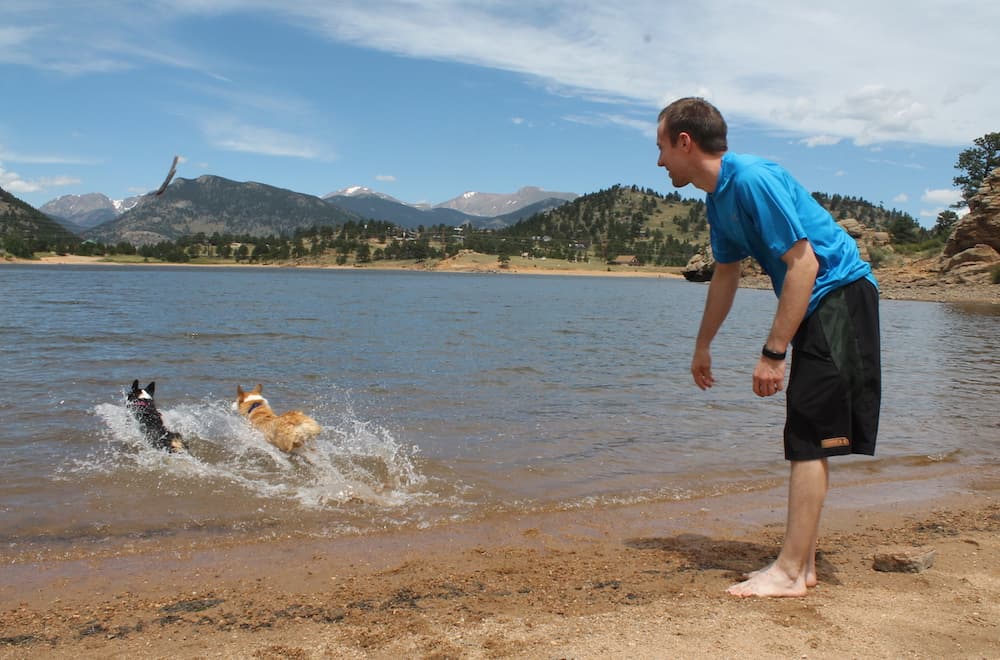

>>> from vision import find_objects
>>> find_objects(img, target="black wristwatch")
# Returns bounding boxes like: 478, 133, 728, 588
761, 345, 787, 361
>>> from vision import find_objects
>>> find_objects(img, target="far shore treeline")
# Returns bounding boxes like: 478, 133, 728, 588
0, 184, 953, 268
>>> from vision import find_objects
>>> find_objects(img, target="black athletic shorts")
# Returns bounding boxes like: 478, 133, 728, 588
784, 277, 881, 461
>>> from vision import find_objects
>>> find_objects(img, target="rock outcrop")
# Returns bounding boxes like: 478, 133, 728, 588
941, 166, 1000, 273
681, 246, 715, 282
837, 218, 891, 262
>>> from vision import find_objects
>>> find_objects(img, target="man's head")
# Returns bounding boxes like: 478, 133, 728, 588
656, 97, 728, 190
657, 97, 728, 153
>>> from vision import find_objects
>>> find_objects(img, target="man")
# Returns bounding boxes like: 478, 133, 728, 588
656, 97, 880, 597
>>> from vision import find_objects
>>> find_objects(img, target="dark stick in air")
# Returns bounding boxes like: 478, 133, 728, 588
154, 155, 179, 196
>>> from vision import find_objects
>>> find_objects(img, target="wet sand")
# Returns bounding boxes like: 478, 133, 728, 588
2, 464, 998, 659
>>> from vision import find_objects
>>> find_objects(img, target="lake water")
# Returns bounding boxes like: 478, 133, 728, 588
2, 265, 998, 559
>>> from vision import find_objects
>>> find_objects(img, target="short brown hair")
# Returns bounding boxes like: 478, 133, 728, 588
658, 97, 728, 154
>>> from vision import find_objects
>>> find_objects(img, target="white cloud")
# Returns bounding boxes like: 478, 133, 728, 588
182, 81, 315, 117
0, 163, 80, 193
40, 175, 80, 187
198, 117, 330, 159
921, 188, 963, 206
0, 166, 35, 192
218, 0, 998, 147
0, 25, 35, 49
800, 135, 842, 148
919, 207, 968, 220
0, 146, 97, 165
833, 85, 931, 145
0, 5, 226, 77
563, 112, 651, 134
375, 174, 395, 182
918, 187, 966, 221
893, 193, 909, 203
4, 1, 997, 149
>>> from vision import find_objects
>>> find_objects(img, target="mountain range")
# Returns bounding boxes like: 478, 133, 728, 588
40, 193, 143, 231
81, 176, 360, 245
33, 178, 578, 245
322, 185, 575, 232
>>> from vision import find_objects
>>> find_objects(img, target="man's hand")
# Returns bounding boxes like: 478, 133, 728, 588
691, 348, 715, 390
752, 355, 786, 397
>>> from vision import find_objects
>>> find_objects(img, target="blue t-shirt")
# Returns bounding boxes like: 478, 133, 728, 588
707, 152, 875, 315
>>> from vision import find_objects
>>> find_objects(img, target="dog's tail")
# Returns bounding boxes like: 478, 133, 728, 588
295, 418, 322, 443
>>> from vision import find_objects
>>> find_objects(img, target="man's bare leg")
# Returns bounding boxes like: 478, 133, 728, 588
728, 458, 828, 597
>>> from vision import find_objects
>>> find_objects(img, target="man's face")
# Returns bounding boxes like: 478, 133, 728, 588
656, 120, 689, 188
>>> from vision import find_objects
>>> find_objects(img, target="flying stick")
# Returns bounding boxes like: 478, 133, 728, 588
154, 155, 179, 195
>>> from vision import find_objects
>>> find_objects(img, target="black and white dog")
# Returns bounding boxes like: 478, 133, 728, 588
125, 380, 186, 452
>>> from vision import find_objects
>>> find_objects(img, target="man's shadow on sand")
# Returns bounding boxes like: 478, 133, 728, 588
624, 534, 841, 585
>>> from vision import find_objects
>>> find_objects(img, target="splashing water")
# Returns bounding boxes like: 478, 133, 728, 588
79, 395, 432, 512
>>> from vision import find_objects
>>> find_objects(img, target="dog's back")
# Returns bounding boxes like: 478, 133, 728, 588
235, 384, 321, 452
126, 380, 186, 452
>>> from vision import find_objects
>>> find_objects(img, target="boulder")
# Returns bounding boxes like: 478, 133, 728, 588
940, 244, 1000, 274
682, 248, 715, 282
838, 217, 865, 238
942, 167, 1000, 266
836, 218, 890, 262
870, 231, 892, 246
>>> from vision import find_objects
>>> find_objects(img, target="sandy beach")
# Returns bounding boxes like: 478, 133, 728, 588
1, 462, 997, 659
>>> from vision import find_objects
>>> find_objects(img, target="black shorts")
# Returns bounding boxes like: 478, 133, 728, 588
784, 277, 881, 461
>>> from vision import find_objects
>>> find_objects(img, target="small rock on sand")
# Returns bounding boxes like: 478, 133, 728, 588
873, 545, 936, 573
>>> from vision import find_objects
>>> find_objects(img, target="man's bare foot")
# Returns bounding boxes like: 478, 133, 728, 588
728, 565, 808, 598
745, 561, 817, 588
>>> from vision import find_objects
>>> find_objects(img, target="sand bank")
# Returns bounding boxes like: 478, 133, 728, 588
2, 464, 997, 659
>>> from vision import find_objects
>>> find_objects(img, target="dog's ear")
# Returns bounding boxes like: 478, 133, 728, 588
253, 384, 263, 394
237, 385, 245, 397
146, 382, 155, 396
131, 380, 140, 392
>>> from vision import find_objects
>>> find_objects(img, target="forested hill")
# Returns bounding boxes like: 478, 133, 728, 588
498, 184, 923, 266
0, 185, 79, 257
811, 192, 923, 241
499, 185, 707, 266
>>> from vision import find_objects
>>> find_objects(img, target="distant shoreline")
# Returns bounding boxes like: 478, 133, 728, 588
1, 253, 688, 279
4, 252, 999, 305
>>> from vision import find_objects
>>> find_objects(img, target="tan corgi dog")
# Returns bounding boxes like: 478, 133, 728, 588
234, 384, 321, 452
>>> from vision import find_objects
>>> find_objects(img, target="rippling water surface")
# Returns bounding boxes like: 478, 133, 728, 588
1, 265, 997, 554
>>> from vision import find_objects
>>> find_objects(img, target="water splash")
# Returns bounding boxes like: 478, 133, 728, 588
79, 395, 432, 511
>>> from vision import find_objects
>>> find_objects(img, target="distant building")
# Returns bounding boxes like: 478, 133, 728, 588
611, 255, 642, 266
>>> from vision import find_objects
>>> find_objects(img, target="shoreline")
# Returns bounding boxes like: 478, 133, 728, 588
2, 464, 997, 658
4, 253, 999, 305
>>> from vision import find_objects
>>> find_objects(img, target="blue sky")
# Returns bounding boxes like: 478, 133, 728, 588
1, 2, 996, 227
